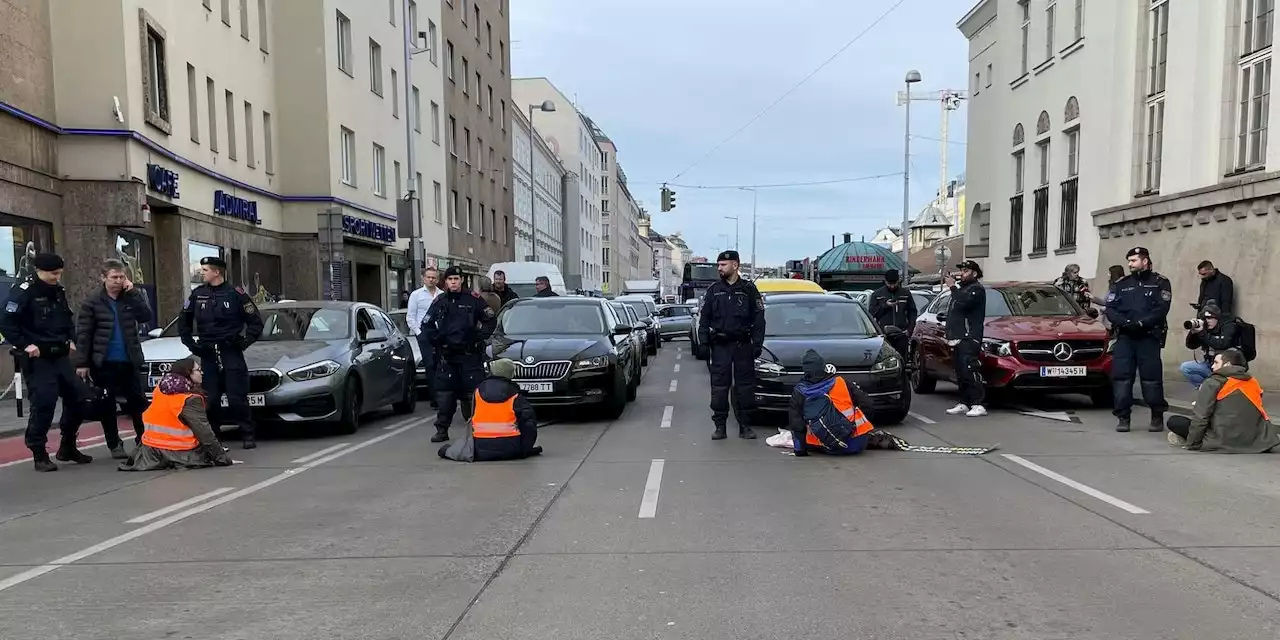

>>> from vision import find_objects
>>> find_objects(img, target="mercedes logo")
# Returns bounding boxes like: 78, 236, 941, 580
824, 363, 837, 374
524, 356, 535, 364
1052, 342, 1074, 362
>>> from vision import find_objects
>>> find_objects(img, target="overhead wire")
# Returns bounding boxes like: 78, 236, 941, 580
661, 171, 903, 190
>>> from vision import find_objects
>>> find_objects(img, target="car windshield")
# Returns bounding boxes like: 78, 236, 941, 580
765, 300, 878, 337
506, 283, 540, 298
259, 308, 351, 341
501, 302, 605, 335
988, 285, 1082, 317
911, 292, 931, 310
620, 300, 652, 318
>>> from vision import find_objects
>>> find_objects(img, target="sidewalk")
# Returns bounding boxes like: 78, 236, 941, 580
0, 400, 123, 438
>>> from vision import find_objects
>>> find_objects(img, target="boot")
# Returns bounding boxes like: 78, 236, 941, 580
55, 446, 93, 464
738, 425, 757, 440
1115, 416, 1131, 432
1149, 412, 1165, 432
242, 436, 257, 450
711, 424, 727, 440
431, 428, 449, 443
32, 450, 57, 473
109, 444, 128, 460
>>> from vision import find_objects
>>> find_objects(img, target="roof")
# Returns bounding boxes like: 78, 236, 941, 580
815, 241, 916, 275
762, 293, 847, 304
911, 205, 951, 229
755, 278, 824, 294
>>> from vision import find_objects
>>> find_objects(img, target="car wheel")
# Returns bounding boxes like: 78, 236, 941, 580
392, 371, 417, 415
910, 348, 936, 394
1089, 386, 1114, 409
604, 370, 628, 419
626, 361, 639, 401
336, 377, 361, 434
641, 349, 649, 367
648, 337, 659, 356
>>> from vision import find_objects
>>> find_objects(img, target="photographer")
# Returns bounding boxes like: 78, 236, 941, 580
1179, 304, 1238, 389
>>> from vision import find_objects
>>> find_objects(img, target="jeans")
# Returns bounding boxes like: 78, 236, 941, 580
1179, 360, 1212, 389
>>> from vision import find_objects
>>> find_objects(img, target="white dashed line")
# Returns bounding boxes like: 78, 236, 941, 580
660, 405, 674, 428
638, 459, 666, 518
673, 363, 681, 373
125, 487, 236, 524
669, 379, 678, 392
908, 412, 937, 425
290, 443, 350, 464
676, 353, 682, 360
1002, 454, 1151, 515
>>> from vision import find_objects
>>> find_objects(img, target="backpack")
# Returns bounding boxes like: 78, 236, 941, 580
1235, 317, 1257, 362
802, 393, 855, 450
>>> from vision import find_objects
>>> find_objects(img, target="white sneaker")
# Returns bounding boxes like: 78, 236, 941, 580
966, 405, 988, 417
946, 403, 970, 415
1167, 431, 1187, 447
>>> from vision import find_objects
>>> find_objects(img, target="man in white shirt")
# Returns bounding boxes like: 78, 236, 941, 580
407, 267, 442, 401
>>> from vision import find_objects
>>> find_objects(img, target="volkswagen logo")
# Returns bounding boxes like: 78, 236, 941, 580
824, 363, 837, 374
1052, 342, 1074, 362
524, 356, 536, 364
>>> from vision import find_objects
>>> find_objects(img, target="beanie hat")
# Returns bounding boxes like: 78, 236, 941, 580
488, 358, 516, 380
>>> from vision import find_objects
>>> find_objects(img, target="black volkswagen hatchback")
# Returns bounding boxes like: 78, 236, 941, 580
490, 296, 641, 419
752, 293, 911, 425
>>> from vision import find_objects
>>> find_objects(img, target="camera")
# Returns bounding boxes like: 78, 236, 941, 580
1184, 318, 1204, 331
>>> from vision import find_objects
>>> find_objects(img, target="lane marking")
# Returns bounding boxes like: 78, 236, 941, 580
0, 416, 424, 593
1012, 406, 1076, 423
638, 459, 665, 519
124, 487, 235, 524
660, 405, 674, 428
673, 364, 681, 373
0, 439, 118, 469
1002, 454, 1150, 515
908, 412, 937, 425
668, 380, 678, 392
290, 443, 350, 464
676, 353, 682, 360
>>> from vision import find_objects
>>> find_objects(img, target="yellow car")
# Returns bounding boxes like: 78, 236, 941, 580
753, 278, 825, 295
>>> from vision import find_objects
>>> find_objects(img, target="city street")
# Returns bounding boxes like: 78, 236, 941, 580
0, 342, 1278, 639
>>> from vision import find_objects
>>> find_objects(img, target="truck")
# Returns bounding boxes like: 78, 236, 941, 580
623, 279, 662, 301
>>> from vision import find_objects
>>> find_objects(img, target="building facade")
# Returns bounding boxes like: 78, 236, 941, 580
440, 0, 513, 278
511, 107, 565, 269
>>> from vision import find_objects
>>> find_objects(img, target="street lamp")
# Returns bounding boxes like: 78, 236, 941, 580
527, 100, 556, 262
901, 69, 922, 271
738, 187, 758, 279
724, 216, 739, 252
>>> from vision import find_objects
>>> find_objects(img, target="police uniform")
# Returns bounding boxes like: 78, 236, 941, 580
422, 266, 497, 442
178, 256, 265, 448
868, 269, 917, 367
1104, 246, 1171, 432
697, 250, 766, 440
0, 253, 91, 471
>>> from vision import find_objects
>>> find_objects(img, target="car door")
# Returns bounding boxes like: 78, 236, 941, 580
372, 309, 410, 405
603, 304, 633, 375
920, 292, 953, 379
353, 308, 393, 404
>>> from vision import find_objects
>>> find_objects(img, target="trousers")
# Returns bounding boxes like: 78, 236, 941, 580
200, 346, 254, 439
952, 339, 985, 407
709, 341, 756, 426
1111, 333, 1167, 418
24, 355, 85, 451
434, 352, 484, 430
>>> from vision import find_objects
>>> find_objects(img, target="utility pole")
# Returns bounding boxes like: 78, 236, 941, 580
740, 187, 758, 280
897, 86, 969, 208
898, 70, 921, 269
401, 0, 427, 276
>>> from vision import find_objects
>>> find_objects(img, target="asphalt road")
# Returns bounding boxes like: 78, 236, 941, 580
1, 341, 1278, 639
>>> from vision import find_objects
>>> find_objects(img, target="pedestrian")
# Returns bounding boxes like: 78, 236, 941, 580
1053, 263, 1092, 308
1178, 304, 1238, 389
1105, 246, 1172, 432
118, 357, 234, 471
399, 290, 410, 309
407, 266, 443, 403
698, 249, 766, 440
422, 265, 497, 443
438, 358, 542, 461
944, 260, 988, 418
533, 276, 558, 297
492, 269, 519, 306
868, 268, 917, 363
0, 253, 91, 472
477, 277, 503, 315
178, 256, 265, 449
1165, 349, 1279, 452
1196, 260, 1235, 316
73, 258, 153, 459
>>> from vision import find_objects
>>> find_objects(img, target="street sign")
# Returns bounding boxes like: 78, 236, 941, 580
934, 245, 952, 266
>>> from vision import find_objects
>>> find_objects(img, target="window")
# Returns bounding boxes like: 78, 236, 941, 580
434, 181, 443, 223
462, 57, 469, 94
340, 127, 356, 185
244, 101, 255, 168
448, 116, 457, 155
239, 0, 250, 39
409, 1, 417, 37
1073, 0, 1084, 41
389, 0, 396, 24
491, 209, 497, 243
369, 40, 383, 96
337, 12, 352, 74
986, 62, 993, 87
446, 40, 455, 81
450, 190, 459, 227
1242, 0, 1274, 56
1019, 0, 1030, 75
501, 100, 507, 130
186, 64, 199, 143
474, 5, 480, 38
428, 20, 438, 64
487, 85, 494, 116
1148, 0, 1169, 96
256, 0, 269, 52
1037, 140, 1050, 186
477, 136, 484, 171
466, 197, 474, 233
461, 0, 468, 24
499, 41, 505, 74
394, 161, 402, 199
391, 69, 399, 117
1009, 192, 1024, 258
479, 201, 486, 237
225, 90, 237, 160
1236, 0, 1274, 169
974, 71, 981, 94
263, 111, 274, 174
412, 87, 421, 132
1142, 0, 1169, 191
464, 127, 471, 163
1144, 100, 1165, 191
207, 78, 218, 151
144, 26, 170, 126
1045, 1, 1056, 60
1060, 131, 1079, 250
221, 0, 231, 25
431, 101, 441, 142
204, 0, 211, 9
1014, 150, 1025, 194
476, 72, 482, 106
488, 146, 495, 174
486, 21, 493, 55
373, 143, 386, 196
1066, 129, 1080, 177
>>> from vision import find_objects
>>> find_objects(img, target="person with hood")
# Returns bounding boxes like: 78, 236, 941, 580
868, 269, 917, 365
439, 358, 542, 461
1166, 349, 1279, 453
786, 349, 875, 456
119, 357, 234, 471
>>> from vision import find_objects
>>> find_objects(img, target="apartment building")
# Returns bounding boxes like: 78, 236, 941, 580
512, 77, 604, 292
511, 107, 566, 269
958, 0, 1280, 381
440, 0, 513, 280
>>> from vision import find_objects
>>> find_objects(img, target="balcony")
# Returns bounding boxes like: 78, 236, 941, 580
1058, 176, 1078, 253
1007, 193, 1024, 261
1030, 185, 1049, 257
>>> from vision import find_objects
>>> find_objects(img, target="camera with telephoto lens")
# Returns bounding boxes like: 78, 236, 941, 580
1183, 318, 1205, 331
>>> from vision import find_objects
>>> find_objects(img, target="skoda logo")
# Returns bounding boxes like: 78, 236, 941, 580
524, 356, 536, 364
1052, 342, 1074, 362
824, 363, 837, 374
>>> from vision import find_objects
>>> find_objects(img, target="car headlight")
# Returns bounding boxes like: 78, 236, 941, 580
288, 360, 341, 382
573, 356, 609, 370
982, 338, 1012, 357
754, 358, 785, 375
871, 355, 901, 372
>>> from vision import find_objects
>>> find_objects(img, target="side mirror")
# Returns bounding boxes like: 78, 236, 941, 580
613, 324, 633, 336
147, 328, 162, 338
936, 312, 948, 322
1086, 307, 1100, 319
360, 329, 389, 344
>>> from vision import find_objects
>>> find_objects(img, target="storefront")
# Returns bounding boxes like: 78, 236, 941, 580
317, 211, 401, 308
0, 213, 56, 325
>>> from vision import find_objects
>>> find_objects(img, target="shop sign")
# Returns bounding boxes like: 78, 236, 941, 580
342, 215, 396, 244
146, 163, 180, 199
844, 255, 886, 269
213, 190, 261, 225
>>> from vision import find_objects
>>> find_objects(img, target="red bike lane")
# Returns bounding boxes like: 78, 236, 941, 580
0, 416, 136, 468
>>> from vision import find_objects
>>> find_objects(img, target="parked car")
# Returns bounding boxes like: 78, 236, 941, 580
655, 303, 695, 342
752, 293, 911, 425
614, 295, 661, 356
909, 281, 1113, 406
490, 296, 641, 418
387, 309, 429, 393
609, 301, 649, 367
141, 301, 417, 433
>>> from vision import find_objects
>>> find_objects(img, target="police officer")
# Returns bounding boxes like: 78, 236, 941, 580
178, 256, 264, 448
0, 253, 91, 471
698, 250, 766, 441
868, 269, 917, 368
1105, 246, 1172, 432
422, 265, 497, 443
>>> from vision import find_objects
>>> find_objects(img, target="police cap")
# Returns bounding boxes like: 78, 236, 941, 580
32, 253, 64, 272
200, 256, 228, 270
955, 259, 984, 278
1126, 246, 1150, 259
443, 265, 463, 279
717, 250, 740, 262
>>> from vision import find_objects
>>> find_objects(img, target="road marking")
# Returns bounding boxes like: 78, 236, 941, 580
673, 363, 681, 373
660, 405, 674, 428
1001, 454, 1150, 515
638, 459, 665, 518
908, 412, 937, 425
290, 443, 350, 464
0, 439, 118, 469
77, 435, 106, 445
668, 380, 678, 392
1012, 406, 1076, 423
0, 417, 423, 593
125, 487, 235, 524
676, 353, 682, 360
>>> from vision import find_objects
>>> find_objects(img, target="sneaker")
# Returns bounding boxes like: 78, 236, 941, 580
965, 405, 988, 417
1167, 431, 1187, 447
946, 403, 970, 415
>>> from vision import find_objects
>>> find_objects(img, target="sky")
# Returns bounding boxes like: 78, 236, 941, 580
510, 0, 971, 267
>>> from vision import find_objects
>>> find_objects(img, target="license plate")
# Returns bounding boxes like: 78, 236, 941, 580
1040, 366, 1087, 377
518, 382, 554, 393
220, 394, 266, 407
147, 376, 160, 388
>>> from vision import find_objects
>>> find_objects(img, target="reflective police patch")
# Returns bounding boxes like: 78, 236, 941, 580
17, 282, 28, 290
1105, 292, 1116, 303
1160, 290, 1172, 302
243, 302, 256, 314
235, 286, 247, 295
483, 307, 496, 318
4, 301, 17, 313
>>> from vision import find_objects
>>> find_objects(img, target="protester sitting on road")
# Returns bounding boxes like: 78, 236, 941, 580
439, 358, 541, 461
1180, 304, 1239, 389
1167, 349, 1280, 453
787, 349, 875, 456
119, 357, 233, 471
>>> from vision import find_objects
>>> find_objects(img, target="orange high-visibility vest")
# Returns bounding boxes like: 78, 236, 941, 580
141, 389, 201, 451
1216, 377, 1269, 420
471, 391, 521, 438
805, 377, 874, 448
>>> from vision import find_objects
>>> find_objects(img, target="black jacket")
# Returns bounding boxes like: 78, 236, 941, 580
1105, 270, 1172, 336
698, 277, 766, 350
945, 280, 986, 341
494, 285, 519, 306
1197, 272, 1235, 316
533, 288, 559, 297
868, 285, 917, 333
74, 287, 151, 368
422, 290, 497, 354
0, 278, 75, 355
474, 376, 539, 461
178, 282, 264, 352
1185, 318, 1239, 360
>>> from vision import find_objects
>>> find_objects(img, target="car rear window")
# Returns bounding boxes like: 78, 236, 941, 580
501, 302, 605, 335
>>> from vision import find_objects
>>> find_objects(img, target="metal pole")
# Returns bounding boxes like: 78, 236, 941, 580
401, 0, 421, 275
901, 81, 912, 269
749, 188, 757, 280
529, 105, 537, 262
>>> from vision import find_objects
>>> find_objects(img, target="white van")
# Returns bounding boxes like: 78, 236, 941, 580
487, 261, 568, 298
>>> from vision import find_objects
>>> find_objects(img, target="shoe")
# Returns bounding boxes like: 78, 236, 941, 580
55, 448, 93, 464
739, 425, 757, 439
1149, 413, 1164, 432
1116, 417, 1131, 432
712, 425, 727, 440
946, 403, 970, 415
1167, 431, 1187, 446
32, 451, 57, 473
430, 429, 449, 443
965, 405, 988, 417
109, 444, 128, 460
529, 445, 544, 456
242, 439, 257, 450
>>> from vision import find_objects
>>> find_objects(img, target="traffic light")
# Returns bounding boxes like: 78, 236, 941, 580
660, 185, 677, 212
